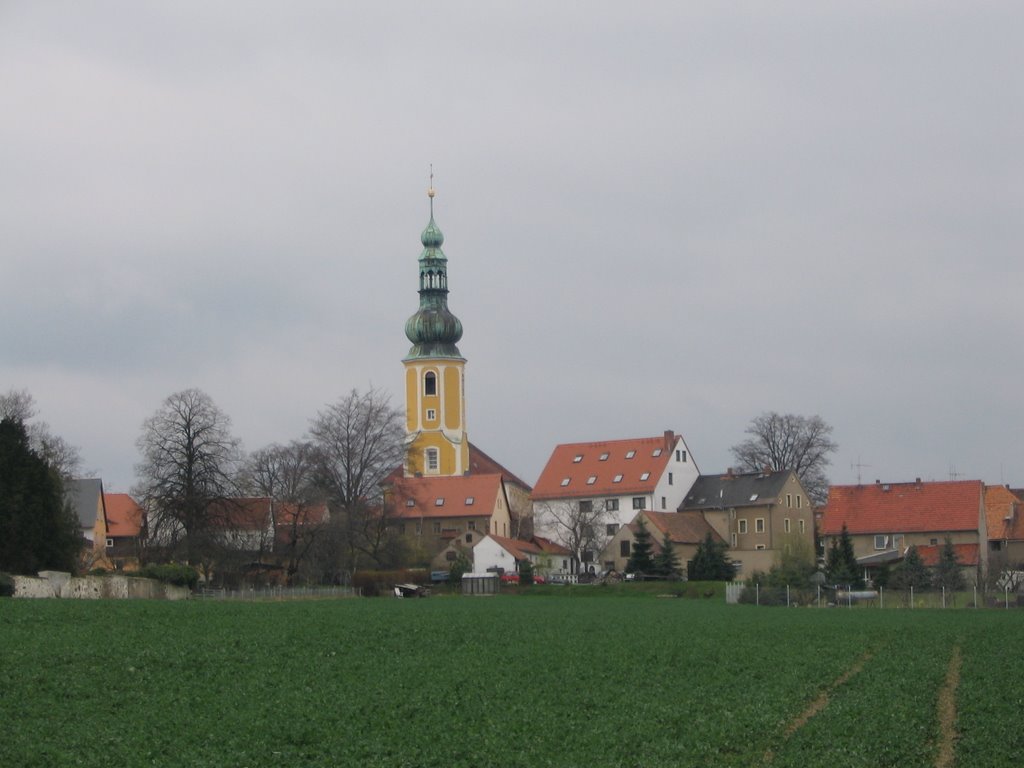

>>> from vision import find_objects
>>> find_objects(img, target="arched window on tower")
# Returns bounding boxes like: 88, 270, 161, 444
424, 371, 437, 396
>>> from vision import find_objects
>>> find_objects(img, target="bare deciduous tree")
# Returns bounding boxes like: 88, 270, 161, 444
133, 388, 243, 566
245, 440, 325, 584
309, 387, 405, 570
535, 499, 613, 575
731, 411, 837, 506
1, 388, 83, 480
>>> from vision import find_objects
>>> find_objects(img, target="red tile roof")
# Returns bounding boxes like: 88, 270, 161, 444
820, 480, 983, 536
486, 534, 543, 560
642, 510, 724, 545
530, 535, 572, 556
532, 431, 681, 500
382, 442, 531, 490
390, 474, 505, 519
984, 485, 1024, 541
916, 543, 980, 567
103, 494, 144, 537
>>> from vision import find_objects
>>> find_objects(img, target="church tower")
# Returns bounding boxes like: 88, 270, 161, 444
403, 182, 469, 477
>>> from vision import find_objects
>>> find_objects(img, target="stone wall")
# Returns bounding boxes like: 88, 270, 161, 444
11, 572, 189, 600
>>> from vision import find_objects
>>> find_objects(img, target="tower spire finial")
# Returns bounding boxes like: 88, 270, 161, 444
427, 164, 435, 215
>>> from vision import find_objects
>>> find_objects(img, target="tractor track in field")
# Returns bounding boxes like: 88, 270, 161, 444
760, 650, 873, 766
935, 644, 962, 768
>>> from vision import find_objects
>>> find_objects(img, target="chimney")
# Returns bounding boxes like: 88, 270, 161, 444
664, 430, 675, 451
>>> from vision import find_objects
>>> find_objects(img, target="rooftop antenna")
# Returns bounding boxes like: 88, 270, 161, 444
948, 464, 962, 481
851, 456, 871, 485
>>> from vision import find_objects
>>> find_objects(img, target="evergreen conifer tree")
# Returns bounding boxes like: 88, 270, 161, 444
687, 532, 738, 581
0, 417, 81, 574
933, 537, 965, 592
518, 558, 535, 585
653, 532, 680, 579
890, 545, 931, 591
825, 523, 862, 587
625, 517, 655, 575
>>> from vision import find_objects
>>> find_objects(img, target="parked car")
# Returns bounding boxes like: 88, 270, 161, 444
500, 572, 519, 584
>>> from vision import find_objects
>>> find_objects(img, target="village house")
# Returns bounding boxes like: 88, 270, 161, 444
601, 510, 723, 575
984, 485, 1024, 567
472, 534, 573, 579
101, 493, 145, 571
679, 469, 815, 578
819, 479, 988, 585
531, 430, 700, 569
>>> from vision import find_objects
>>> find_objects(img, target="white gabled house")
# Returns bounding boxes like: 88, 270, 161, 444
473, 534, 573, 579
530, 430, 700, 570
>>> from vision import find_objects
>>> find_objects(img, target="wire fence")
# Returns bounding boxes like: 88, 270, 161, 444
196, 585, 361, 601
726, 582, 1023, 609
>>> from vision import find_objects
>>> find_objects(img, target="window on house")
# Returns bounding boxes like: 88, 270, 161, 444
620, 540, 630, 558
625, 450, 636, 459
599, 452, 609, 461
730, 533, 737, 547
435, 497, 444, 506
426, 408, 436, 421
930, 538, 938, 546
606, 499, 619, 511
784, 518, 791, 533
786, 494, 792, 508
424, 371, 437, 396
755, 518, 765, 533
661, 496, 667, 509
755, 544, 766, 551
799, 519, 806, 534
446, 550, 457, 561
560, 478, 571, 487
582, 550, 594, 563
613, 474, 623, 483
652, 448, 662, 457
562, 559, 568, 570
749, 494, 758, 502
573, 454, 584, 463
606, 523, 618, 536
580, 500, 593, 514
797, 495, 802, 508
874, 535, 887, 550
680, 451, 687, 462
468, 520, 476, 530
632, 497, 645, 510
432, 522, 441, 534
668, 472, 673, 485
415, 522, 422, 535
640, 472, 651, 481
106, 538, 114, 548
426, 448, 439, 472
465, 533, 473, 543
465, 497, 475, 506
738, 519, 748, 534
587, 475, 597, 485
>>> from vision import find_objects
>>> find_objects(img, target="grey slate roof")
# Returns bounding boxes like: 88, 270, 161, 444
680, 470, 795, 511
65, 478, 104, 529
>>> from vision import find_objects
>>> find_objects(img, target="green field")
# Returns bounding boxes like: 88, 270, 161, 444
1, 597, 1021, 768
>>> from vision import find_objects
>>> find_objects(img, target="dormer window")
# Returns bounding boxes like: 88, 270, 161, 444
435, 498, 445, 507
465, 497, 475, 505
599, 452, 609, 461
625, 450, 636, 459
560, 478, 571, 487
613, 474, 623, 483
652, 449, 662, 457
424, 371, 437, 396
587, 476, 597, 485
573, 454, 584, 463
640, 472, 651, 481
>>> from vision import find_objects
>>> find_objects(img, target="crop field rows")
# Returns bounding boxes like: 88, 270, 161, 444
1, 597, 1022, 767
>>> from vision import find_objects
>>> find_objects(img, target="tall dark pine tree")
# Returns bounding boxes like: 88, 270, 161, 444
625, 517, 655, 575
933, 537, 965, 592
891, 545, 931, 591
687, 532, 738, 581
825, 523, 862, 587
0, 418, 81, 574
653, 532, 680, 579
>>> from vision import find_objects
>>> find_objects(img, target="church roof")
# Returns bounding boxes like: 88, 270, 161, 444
390, 473, 506, 519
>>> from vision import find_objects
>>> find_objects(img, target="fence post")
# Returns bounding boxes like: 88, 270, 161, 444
817, 584, 821, 608
786, 584, 790, 607
755, 583, 759, 607
880, 586, 883, 609
942, 586, 946, 609
1006, 585, 1010, 610
910, 585, 914, 609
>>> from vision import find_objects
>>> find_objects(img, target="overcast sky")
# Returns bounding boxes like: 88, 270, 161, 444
2, 2, 1022, 495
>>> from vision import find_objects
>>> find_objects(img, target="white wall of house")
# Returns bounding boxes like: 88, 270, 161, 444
473, 536, 518, 574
